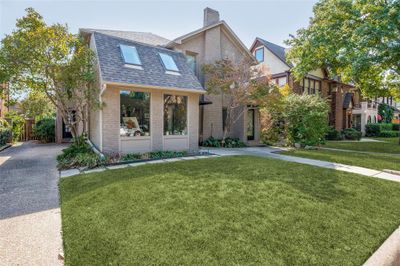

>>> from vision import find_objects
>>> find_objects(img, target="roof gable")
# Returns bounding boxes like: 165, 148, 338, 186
93, 32, 203, 92
250, 37, 292, 67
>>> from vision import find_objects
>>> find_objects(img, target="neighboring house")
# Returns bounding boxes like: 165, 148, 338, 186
250, 37, 378, 134
55, 7, 260, 152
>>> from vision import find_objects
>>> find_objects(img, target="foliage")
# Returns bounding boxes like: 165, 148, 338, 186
57, 136, 103, 170
201, 136, 246, 148
60, 156, 400, 265
20, 91, 55, 120
0, 8, 100, 139
378, 103, 394, 123
366, 123, 398, 137
286, 0, 400, 98
282, 94, 329, 146
202, 59, 271, 141
325, 127, 343, 141
5, 111, 24, 142
341, 128, 362, 141
33, 117, 55, 142
0, 128, 12, 145
0, 118, 10, 129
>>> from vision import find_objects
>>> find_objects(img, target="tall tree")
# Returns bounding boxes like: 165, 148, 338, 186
0, 8, 100, 143
286, 0, 400, 98
202, 59, 271, 142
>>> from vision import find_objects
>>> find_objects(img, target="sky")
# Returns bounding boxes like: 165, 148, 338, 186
0, 0, 318, 48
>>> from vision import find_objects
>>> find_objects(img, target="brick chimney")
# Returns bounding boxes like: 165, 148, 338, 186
203, 7, 220, 27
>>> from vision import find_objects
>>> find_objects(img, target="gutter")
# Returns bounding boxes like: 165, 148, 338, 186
86, 138, 105, 160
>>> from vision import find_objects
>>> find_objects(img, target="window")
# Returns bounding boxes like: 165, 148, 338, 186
300, 78, 321, 95
159, 52, 179, 72
164, 95, 187, 135
186, 53, 197, 74
222, 107, 227, 131
255, 48, 264, 62
120, 91, 150, 137
120, 45, 141, 65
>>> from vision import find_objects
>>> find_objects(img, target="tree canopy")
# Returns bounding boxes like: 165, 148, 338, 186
286, 0, 400, 98
0, 8, 100, 139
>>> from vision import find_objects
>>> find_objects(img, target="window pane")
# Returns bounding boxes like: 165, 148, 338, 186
120, 91, 150, 137
315, 81, 320, 93
278, 77, 286, 87
120, 45, 141, 65
159, 53, 179, 72
186, 53, 196, 74
255, 48, 264, 62
164, 95, 187, 135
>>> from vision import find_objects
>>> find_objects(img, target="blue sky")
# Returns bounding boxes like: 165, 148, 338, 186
1, 0, 317, 48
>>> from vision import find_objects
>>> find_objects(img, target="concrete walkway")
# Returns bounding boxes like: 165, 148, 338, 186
201, 147, 400, 183
0, 142, 66, 265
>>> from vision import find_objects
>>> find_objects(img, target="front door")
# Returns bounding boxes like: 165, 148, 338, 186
62, 111, 75, 139
247, 109, 255, 141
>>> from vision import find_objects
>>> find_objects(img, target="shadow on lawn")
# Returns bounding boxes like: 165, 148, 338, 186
60, 155, 350, 205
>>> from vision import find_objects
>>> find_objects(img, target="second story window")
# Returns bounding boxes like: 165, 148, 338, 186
185, 52, 197, 75
120, 45, 141, 65
255, 47, 264, 62
159, 52, 179, 72
300, 78, 321, 95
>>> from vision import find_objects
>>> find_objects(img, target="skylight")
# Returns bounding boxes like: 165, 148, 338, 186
120, 45, 141, 65
159, 53, 179, 72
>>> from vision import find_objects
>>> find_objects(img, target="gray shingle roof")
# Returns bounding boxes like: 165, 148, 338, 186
256, 37, 292, 67
81, 28, 170, 46
93, 32, 204, 92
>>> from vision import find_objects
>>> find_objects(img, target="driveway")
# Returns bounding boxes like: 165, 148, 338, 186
0, 141, 66, 265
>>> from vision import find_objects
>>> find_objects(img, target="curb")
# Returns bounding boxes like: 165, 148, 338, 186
363, 227, 400, 266
0, 144, 11, 152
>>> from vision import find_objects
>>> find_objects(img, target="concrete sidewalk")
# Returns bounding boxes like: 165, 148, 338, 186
202, 147, 400, 183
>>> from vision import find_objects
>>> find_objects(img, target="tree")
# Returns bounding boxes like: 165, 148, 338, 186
202, 59, 271, 142
0, 8, 100, 144
378, 103, 394, 123
20, 91, 55, 120
286, 0, 400, 98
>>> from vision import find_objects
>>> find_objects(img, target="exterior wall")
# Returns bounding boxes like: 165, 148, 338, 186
173, 25, 259, 144
352, 102, 378, 134
99, 85, 200, 154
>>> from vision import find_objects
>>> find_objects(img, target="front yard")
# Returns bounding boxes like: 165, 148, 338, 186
60, 156, 400, 265
281, 138, 400, 171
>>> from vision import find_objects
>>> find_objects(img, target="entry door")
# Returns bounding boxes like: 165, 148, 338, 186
247, 109, 255, 141
62, 111, 75, 139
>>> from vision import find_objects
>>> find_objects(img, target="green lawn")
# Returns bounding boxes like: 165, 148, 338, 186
281, 149, 400, 171
324, 137, 400, 154
60, 156, 400, 265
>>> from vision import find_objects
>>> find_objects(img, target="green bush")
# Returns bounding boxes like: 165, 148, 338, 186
283, 94, 329, 146
57, 137, 103, 170
202, 136, 221, 147
0, 128, 12, 145
326, 127, 343, 140
121, 151, 188, 161
379, 131, 400, 137
5, 111, 25, 142
366, 123, 397, 137
223, 137, 246, 148
342, 128, 362, 140
33, 117, 55, 143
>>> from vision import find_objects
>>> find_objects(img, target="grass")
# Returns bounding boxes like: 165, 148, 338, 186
324, 137, 400, 154
281, 149, 400, 171
60, 156, 400, 265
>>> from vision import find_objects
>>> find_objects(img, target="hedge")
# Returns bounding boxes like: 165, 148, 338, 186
342, 128, 362, 140
379, 131, 400, 138
366, 123, 399, 137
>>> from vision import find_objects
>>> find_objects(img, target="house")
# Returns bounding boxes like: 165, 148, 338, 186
249, 37, 378, 134
55, 8, 260, 153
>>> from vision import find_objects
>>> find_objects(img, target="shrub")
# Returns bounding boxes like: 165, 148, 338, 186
5, 111, 25, 142
0, 128, 12, 145
33, 117, 55, 143
0, 118, 10, 129
223, 137, 246, 148
342, 128, 362, 140
57, 137, 103, 170
379, 131, 400, 137
283, 94, 329, 146
326, 127, 343, 140
366, 123, 397, 137
202, 136, 221, 147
